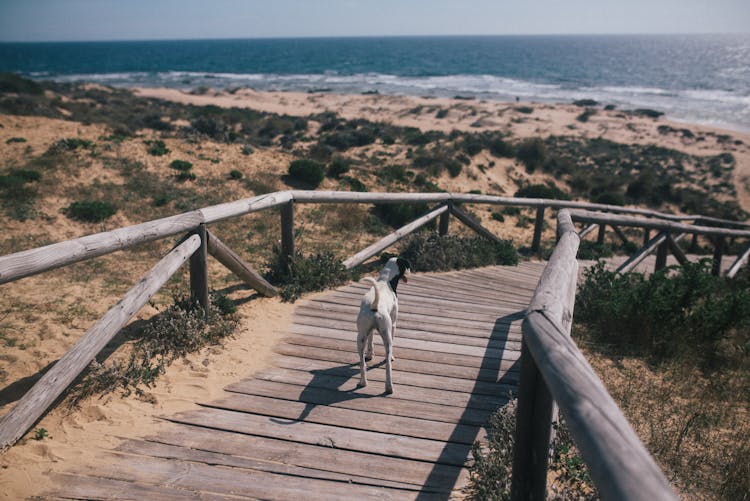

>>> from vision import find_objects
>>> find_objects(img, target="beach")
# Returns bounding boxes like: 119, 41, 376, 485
1, 85, 749, 498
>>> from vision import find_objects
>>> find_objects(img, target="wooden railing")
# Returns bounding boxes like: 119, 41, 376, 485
0, 190, 747, 499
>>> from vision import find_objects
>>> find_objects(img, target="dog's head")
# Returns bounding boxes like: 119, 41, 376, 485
381, 257, 411, 294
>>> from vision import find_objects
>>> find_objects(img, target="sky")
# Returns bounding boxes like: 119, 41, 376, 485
0, 0, 749, 42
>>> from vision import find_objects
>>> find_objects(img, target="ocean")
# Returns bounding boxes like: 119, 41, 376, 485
1, 35, 749, 132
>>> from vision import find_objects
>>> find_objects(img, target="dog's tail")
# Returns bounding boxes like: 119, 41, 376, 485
363, 277, 381, 312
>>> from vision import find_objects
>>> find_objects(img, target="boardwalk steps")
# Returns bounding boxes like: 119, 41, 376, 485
46, 263, 544, 500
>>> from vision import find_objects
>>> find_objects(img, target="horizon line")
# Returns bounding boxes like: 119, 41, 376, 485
2, 31, 749, 44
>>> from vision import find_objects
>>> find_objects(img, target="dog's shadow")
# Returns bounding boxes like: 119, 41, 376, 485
271, 360, 387, 424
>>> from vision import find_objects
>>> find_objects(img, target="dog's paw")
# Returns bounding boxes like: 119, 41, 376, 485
384, 387, 394, 395
357, 380, 368, 388
365, 354, 373, 362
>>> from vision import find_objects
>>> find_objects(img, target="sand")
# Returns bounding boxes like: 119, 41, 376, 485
1, 87, 749, 498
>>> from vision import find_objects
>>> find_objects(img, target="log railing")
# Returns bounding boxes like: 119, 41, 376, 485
0, 189, 747, 498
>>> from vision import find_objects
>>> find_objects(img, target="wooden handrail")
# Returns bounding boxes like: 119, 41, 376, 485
0, 234, 202, 451
512, 210, 678, 500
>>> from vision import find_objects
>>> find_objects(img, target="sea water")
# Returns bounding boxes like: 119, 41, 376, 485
1, 34, 748, 132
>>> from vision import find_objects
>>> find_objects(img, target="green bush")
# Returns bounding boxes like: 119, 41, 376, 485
228, 169, 243, 180
515, 183, 570, 200
401, 233, 518, 272
6, 137, 27, 144
46, 138, 94, 155
265, 251, 355, 302
341, 176, 367, 192
288, 159, 325, 187
575, 260, 750, 369
169, 159, 193, 172
374, 203, 431, 229
63, 200, 117, 222
69, 293, 237, 405
0, 73, 43, 95
326, 156, 350, 179
515, 138, 547, 173
144, 139, 169, 156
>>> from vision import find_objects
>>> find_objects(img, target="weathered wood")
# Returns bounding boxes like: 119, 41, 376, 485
726, 242, 750, 278
655, 239, 668, 272
198, 190, 293, 224
0, 211, 202, 285
611, 225, 632, 246
343, 204, 448, 269
712, 236, 725, 276
0, 235, 201, 451
280, 200, 295, 263
511, 341, 555, 501
666, 233, 688, 265
643, 228, 651, 246
531, 206, 545, 252
206, 230, 277, 297
450, 204, 504, 244
617, 232, 686, 274
578, 223, 598, 239
522, 311, 677, 501
570, 209, 750, 238
596, 223, 606, 245
189, 224, 210, 312
439, 203, 451, 236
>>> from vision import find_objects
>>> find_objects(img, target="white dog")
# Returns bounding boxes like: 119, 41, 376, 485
356, 257, 411, 394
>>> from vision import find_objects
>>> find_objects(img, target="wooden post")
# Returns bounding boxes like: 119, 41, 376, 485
712, 236, 725, 276
189, 224, 210, 313
439, 203, 451, 236
666, 234, 688, 265
597, 224, 606, 245
280, 201, 295, 264
531, 206, 545, 253
578, 223, 599, 239
511, 340, 555, 501
0, 235, 201, 451
726, 242, 750, 279
206, 231, 277, 297
643, 229, 651, 246
450, 205, 505, 245
689, 233, 699, 253
655, 235, 668, 272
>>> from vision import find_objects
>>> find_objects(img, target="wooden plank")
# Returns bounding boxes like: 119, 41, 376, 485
167, 407, 473, 466
288, 322, 523, 349
450, 204, 505, 244
189, 224, 210, 312
147, 424, 469, 493
199, 190, 293, 224
578, 223, 599, 239
726, 241, 750, 278
0, 235, 202, 451
616, 231, 668, 274
249, 366, 511, 410
712, 236, 725, 276
611, 225, 633, 246
281, 334, 521, 368
224, 378, 495, 426
273, 345, 520, 384
666, 233, 688, 265
343, 205, 448, 269
117, 439, 424, 492
531, 205, 545, 252
48, 472, 234, 500
271, 356, 518, 397
287, 324, 521, 359
280, 200, 295, 263
203, 393, 483, 445
67, 450, 412, 501
206, 230, 277, 297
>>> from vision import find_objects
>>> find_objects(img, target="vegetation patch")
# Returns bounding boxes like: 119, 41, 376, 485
288, 159, 325, 187
63, 200, 117, 223
144, 139, 169, 156
265, 251, 356, 302
68, 293, 237, 405
400, 232, 518, 272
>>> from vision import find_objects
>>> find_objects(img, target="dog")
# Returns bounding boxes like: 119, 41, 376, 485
356, 257, 411, 395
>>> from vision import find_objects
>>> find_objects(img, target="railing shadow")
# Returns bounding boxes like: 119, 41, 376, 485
415, 310, 525, 500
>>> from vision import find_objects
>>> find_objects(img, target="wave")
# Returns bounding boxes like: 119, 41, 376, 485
39, 71, 750, 132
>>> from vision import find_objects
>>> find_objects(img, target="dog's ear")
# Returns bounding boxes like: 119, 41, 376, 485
396, 258, 411, 275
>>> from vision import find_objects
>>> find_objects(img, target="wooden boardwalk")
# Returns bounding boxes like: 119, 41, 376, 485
46, 262, 545, 500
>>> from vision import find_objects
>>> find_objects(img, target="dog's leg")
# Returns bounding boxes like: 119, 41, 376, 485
356, 329, 368, 388
377, 316, 394, 395
365, 329, 374, 362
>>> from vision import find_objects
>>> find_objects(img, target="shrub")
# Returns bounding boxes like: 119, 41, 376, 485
515, 138, 547, 172
377, 164, 408, 184
265, 251, 355, 302
46, 138, 94, 155
169, 159, 193, 172
374, 203, 431, 229
144, 139, 169, 156
515, 184, 570, 200
515, 106, 534, 114
69, 293, 237, 405
0, 73, 43, 95
229, 169, 244, 180
6, 137, 27, 144
326, 156, 350, 179
576, 109, 597, 122
573, 99, 599, 107
400, 233, 518, 272
467, 400, 595, 500
575, 260, 750, 369
341, 176, 367, 192
63, 200, 117, 222
288, 159, 325, 187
